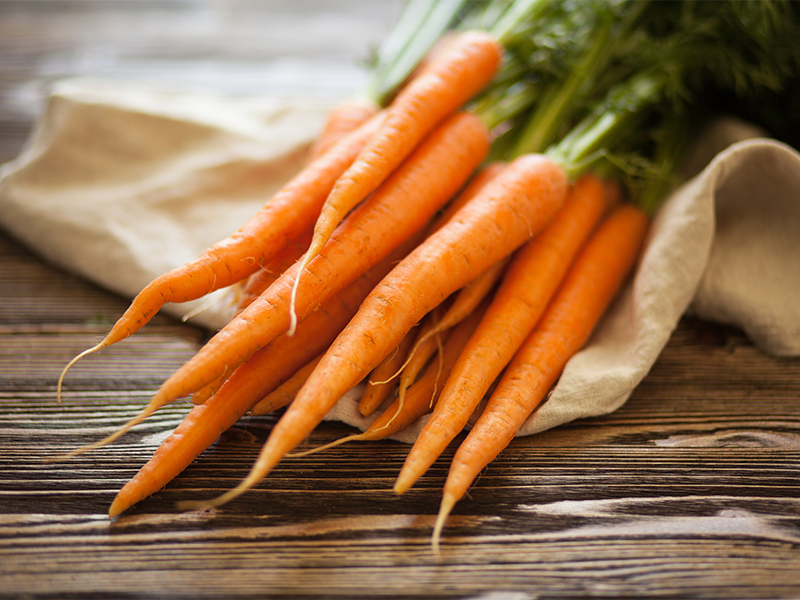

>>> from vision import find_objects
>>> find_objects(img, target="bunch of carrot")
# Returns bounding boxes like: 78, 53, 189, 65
57, 0, 800, 552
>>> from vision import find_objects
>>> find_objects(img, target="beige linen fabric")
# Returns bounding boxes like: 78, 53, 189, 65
0, 78, 331, 329
1, 82, 798, 443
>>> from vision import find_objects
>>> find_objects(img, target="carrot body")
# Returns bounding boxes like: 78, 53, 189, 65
79, 111, 490, 453
234, 228, 314, 317
199, 153, 567, 508
358, 163, 506, 418
361, 298, 489, 441
433, 203, 649, 547
105, 112, 383, 348
394, 173, 612, 494
396, 256, 508, 403
252, 354, 324, 415
308, 99, 381, 161
107, 230, 423, 517
290, 31, 502, 331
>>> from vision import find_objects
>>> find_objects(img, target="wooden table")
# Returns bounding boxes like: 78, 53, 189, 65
2, 2, 800, 598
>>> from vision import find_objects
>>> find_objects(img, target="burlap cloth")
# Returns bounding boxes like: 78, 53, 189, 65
2, 79, 798, 442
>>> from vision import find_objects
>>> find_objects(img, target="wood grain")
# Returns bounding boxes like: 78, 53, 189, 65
1, 1, 800, 599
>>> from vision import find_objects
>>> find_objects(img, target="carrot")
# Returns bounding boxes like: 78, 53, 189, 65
393, 173, 614, 495
56, 111, 384, 399
107, 229, 424, 517
250, 354, 323, 416
431, 203, 649, 554
190, 229, 314, 405
69, 110, 490, 456
393, 256, 508, 404
233, 228, 314, 317
191, 152, 567, 509
291, 298, 489, 457
358, 330, 415, 417
431, 162, 507, 232
308, 99, 381, 161
288, 30, 502, 334
358, 162, 506, 418
364, 297, 490, 440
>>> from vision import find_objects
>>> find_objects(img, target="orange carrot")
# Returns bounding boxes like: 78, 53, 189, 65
431, 203, 650, 553
357, 163, 505, 418
432, 162, 507, 232
292, 298, 489, 457
288, 30, 502, 334
192, 152, 567, 509
308, 99, 381, 161
394, 173, 613, 495
107, 229, 423, 517
190, 229, 314, 405
393, 256, 508, 404
57, 111, 384, 398
71, 110, 490, 456
358, 330, 415, 417
252, 354, 323, 415
233, 228, 314, 317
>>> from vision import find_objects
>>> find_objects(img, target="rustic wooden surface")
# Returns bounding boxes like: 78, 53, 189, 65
2, 1, 800, 599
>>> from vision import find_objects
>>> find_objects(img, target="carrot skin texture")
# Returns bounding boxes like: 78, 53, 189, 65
207, 153, 567, 505
108, 232, 423, 517
359, 331, 415, 417
358, 163, 505, 418
251, 354, 323, 415
442, 203, 650, 510
93, 110, 490, 453
234, 228, 314, 316
361, 298, 488, 441
394, 173, 611, 493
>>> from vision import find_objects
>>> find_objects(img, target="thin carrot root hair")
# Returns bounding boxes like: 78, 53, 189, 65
359, 329, 416, 417
287, 30, 502, 334
56, 342, 105, 403
55, 405, 160, 461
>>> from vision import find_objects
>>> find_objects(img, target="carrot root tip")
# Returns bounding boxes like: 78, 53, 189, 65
284, 433, 362, 458
57, 341, 107, 403
51, 405, 155, 463
432, 491, 457, 561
